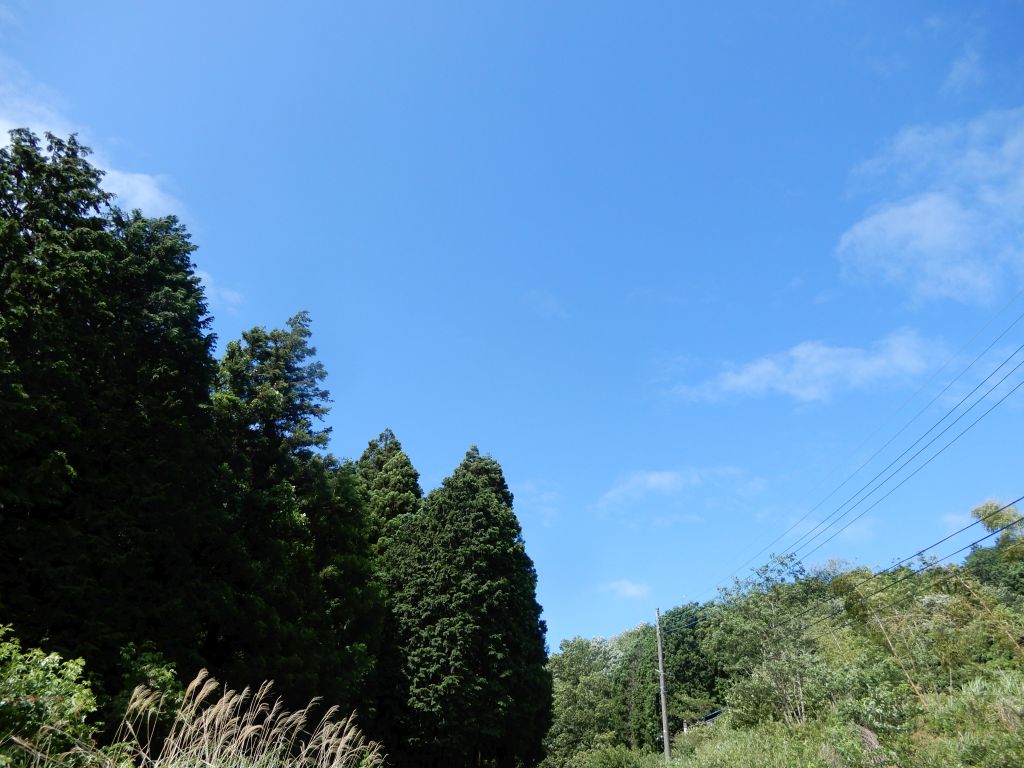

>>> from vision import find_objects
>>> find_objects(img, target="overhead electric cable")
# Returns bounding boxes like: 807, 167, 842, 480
665, 308, 1024, 638
775, 495, 1024, 632
791, 358, 1024, 559
667, 494, 1023, 636
800, 513, 1024, 643
772, 340, 1024, 561
726, 292, 1024, 579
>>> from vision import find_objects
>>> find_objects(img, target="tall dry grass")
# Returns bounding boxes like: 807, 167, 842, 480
14, 670, 384, 768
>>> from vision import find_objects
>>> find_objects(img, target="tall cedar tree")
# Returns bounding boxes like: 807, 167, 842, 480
208, 313, 379, 707
0, 129, 219, 692
357, 428, 423, 553
381, 447, 552, 768
356, 430, 423, 753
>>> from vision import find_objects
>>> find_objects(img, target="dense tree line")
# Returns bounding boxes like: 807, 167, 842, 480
0, 129, 550, 768
544, 506, 1024, 768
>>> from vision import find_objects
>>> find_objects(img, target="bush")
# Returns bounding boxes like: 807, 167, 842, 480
565, 744, 660, 768
0, 627, 98, 766
909, 671, 1024, 768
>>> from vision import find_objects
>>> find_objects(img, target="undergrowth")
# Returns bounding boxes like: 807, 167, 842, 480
11, 670, 383, 768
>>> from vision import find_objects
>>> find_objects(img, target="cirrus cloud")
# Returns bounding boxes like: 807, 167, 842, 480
839, 107, 1024, 304
0, 56, 184, 215
599, 579, 651, 599
597, 469, 703, 509
943, 44, 984, 94
675, 329, 942, 403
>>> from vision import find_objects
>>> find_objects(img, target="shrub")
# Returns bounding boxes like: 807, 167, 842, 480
565, 744, 659, 768
0, 627, 97, 766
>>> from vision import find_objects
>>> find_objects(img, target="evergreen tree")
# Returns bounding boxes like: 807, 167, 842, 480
0, 129, 219, 692
357, 428, 423, 552
207, 313, 378, 707
607, 624, 659, 750
356, 429, 423, 752
381, 447, 551, 768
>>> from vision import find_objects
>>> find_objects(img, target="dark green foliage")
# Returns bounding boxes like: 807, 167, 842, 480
0, 129, 381, 724
357, 429, 423, 552
381, 447, 551, 768
659, 605, 721, 725
563, 745, 657, 768
355, 430, 423, 752
967, 502, 1024, 605
1, 126, 563, 765
543, 605, 726, 767
206, 313, 379, 707
607, 625, 658, 751
0, 129, 218, 695
968, 544, 1024, 604
701, 556, 836, 727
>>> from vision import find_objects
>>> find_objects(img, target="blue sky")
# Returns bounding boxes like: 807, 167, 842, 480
4, 1, 1024, 649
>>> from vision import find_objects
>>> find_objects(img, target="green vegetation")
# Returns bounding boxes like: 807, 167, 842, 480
544, 510, 1024, 768
0, 627, 97, 765
0, 129, 548, 768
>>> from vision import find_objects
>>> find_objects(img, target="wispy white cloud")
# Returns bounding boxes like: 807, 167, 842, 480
597, 469, 703, 509
600, 579, 650, 599
0, 56, 184, 215
0, 58, 71, 138
675, 330, 940, 403
0, 0, 26, 28
513, 480, 561, 527
595, 465, 763, 530
838, 193, 994, 303
943, 44, 984, 94
839, 107, 1024, 304
196, 270, 244, 315
523, 289, 570, 319
103, 169, 185, 216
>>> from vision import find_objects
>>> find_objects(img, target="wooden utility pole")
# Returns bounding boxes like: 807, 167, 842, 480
655, 608, 671, 763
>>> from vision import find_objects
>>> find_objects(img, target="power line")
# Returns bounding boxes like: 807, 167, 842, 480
704, 349, 1024, 633
664, 495, 1023, 636
662, 311, 1024, 638
791, 361, 1024, 560
726, 294, 1024, 580
771, 340, 1024, 560
799, 512, 1024, 642
775, 495, 1024, 633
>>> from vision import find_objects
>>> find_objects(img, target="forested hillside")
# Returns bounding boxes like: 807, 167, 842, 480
544, 505, 1024, 768
0, 129, 549, 768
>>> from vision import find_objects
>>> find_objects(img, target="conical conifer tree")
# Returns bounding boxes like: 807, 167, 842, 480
381, 447, 551, 768
357, 429, 423, 552
357, 429, 423, 755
